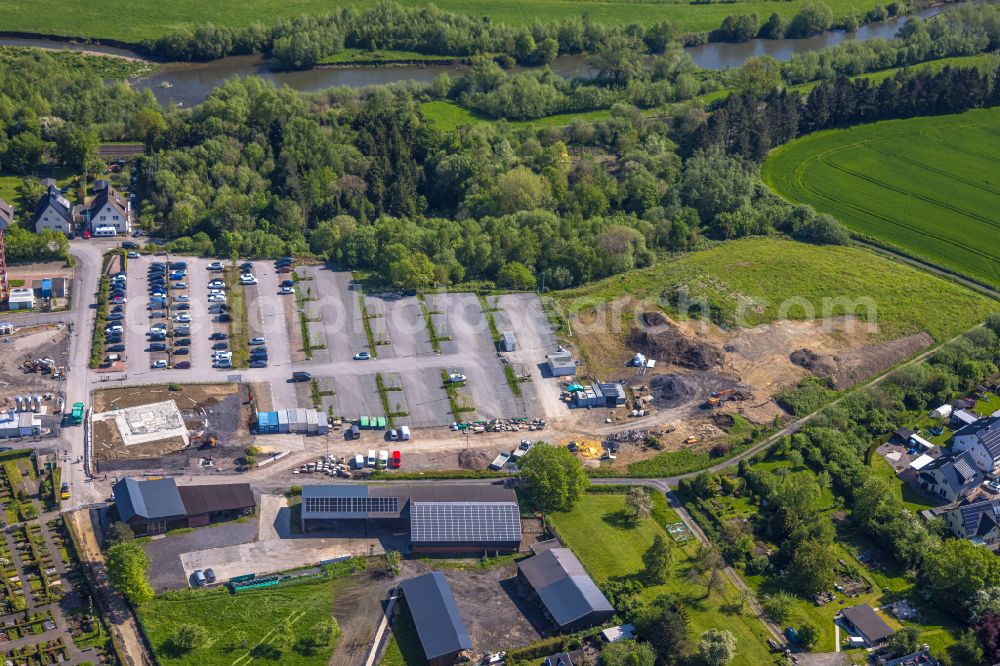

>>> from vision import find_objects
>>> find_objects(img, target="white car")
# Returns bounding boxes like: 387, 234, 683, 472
249, 336, 267, 345
208, 294, 226, 303
127, 251, 140, 258
174, 294, 190, 302
213, 360, 232, 369
208, 262, 224, 271
240, 275, 258, 285
151, 360, 168, 369
278, 286, 294, 295
212, 352, 233, 361
447, 373, 467, 383
174, 314, 192, 323
208, 279, 225, 288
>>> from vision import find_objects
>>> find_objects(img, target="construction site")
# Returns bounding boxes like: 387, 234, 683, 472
91, 383, 253, 472
0, 324, 69, 416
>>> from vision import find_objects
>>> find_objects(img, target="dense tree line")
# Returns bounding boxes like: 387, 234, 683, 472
142, 1, 678, 69
687, 61, 1000, 160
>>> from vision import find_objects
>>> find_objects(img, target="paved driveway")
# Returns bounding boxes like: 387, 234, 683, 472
141, 519, 259, 590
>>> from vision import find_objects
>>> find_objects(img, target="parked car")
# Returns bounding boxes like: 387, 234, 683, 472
107, 312, 125, 321
127, 251, 140, 258
278, 285, 294, 295
213, 360, 232, 369
447, 373, 467, 383
193, 570, 206, 586
240, 262, 253, 272
121, 241, 138, 249
106, 344, 126, 353
250, 359, 268, 368
174, 338, 192, 346
174, 314, 192, 323
172, 347, 189, 355
172, 282, 187, 289
985, 480, 1000, 494
292, 371, 312, 382
212, 342, 229, 351
149, 343, 167, 352
240, 275, 258, 285
353, 351, 371, 360
173, 303, 190, 311
175, 294, 190, 302
280, 279, 295, 288
276, 266, 292, 273
208, 279, 225, 288
175, 361, 191, 369
249, 336, 267, 345
207, 261, 224, 271
151, 360, 168, 369
391, 451, 401, 468
169, 261, 188, 270
208, 294, 226, 303
106, 335, 122, 344
204, 568, 216, 584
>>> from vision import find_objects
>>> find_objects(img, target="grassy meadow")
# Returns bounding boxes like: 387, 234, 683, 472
138, 575, 347, 666
557, 238, 999, 341
1, 0, 898, 43
420, 100, 612, 131
762, 107, 1000, 290
549, 491, 778, 665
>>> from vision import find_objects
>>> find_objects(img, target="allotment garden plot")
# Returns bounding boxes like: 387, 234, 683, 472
763, 107, 1000, 289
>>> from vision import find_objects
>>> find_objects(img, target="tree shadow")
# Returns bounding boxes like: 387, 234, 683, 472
250, 643, 283, 660
601, 510, 638, 530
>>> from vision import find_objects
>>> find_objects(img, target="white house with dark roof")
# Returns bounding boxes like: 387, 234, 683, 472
87, 183, 130, 233
917, 450, 983, 502
32, 184, 73, 234
945, 498, 1000, 545
953, 416, 1000, 473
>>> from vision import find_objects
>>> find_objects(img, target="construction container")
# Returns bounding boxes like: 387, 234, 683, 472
277, 410, 290, 434
376, 416, 387, 430
360, 416, 370, 429
256, 411, 279, 434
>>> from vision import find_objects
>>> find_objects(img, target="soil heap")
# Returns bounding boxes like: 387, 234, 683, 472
630, 311, 722, 370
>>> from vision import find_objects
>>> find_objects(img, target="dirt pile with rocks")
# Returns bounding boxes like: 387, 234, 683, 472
790, 348, 837, 377
649, 374, 700, 408
458, 449, 492, 470
630, 311, 722, 370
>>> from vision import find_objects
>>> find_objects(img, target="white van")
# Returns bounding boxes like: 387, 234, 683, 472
93, 226, 117, 237
353, 454, 364, 469
400, 425, 411, 441
367, 450, 376, 467
378, 450, 389, 467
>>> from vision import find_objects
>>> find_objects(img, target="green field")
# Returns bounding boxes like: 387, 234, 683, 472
137, 576, 346, 666
762, 107, 1000, 289
558, 237, 999, 341
420, 100, 612, 131
0, 0, 897, 43
549, 492, 776, 665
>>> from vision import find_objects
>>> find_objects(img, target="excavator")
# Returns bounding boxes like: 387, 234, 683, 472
705, 389, 738, 408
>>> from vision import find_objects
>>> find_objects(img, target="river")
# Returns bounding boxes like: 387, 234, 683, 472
0, 3, 961, 107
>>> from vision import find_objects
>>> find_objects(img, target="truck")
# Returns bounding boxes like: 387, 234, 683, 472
70, 403, 84, 425
488, 452, 511, 471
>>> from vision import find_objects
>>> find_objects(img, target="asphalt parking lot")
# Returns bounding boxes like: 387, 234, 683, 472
382, 294, 433, 358
428, 292, 495, 354
141, 518, 259, 590
306, 266, 367, 362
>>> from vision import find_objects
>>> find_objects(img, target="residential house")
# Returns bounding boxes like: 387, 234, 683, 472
945, 498, 1000, 545
917, 450, 982, 502
952, 416, 1000, 473
838, 604, 895, 648
0, 198, 13, 230
87, 183, 130, 233
32, 184, 73, 234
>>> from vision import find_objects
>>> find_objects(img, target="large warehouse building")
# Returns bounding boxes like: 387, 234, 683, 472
112, 478, 256, 536
300, 484, 522, 554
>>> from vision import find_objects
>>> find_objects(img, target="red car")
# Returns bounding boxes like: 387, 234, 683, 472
391, 451, 401, 468
82, 230, 91, 239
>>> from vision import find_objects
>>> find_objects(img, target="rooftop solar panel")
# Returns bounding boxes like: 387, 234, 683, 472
410, 502, 521, 543
954, 457, 978, 482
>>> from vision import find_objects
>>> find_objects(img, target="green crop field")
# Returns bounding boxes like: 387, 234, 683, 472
558, 237, 999, 342
0, 0, 894, 44
762, 107, 1000, 289
138, 576, 347, 665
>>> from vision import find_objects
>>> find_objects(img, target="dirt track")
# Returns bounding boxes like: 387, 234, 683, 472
66, 509, 154, 666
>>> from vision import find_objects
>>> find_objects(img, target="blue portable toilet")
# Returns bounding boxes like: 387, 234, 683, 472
41, 279, 52, 298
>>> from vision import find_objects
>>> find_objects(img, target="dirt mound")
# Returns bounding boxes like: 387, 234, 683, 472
790, 348, 836, 377
649, 374, 700, 408
630, 311, 722, 370
458, 449, 491, 470
831, 332, 934, 389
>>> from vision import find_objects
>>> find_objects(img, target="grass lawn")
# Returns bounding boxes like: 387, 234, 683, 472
870, 456, 941, 514
378, 599, 425, 666
549, 492, 777, 665
557, 237, 999, 342
763, 107, 1000, 290
223, 266, 250, 368
420, 100, 612, 132
0, 0, 894, 42
0, 167, 82, 221
138, 575, 348, 666
0, 46, 155, 78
